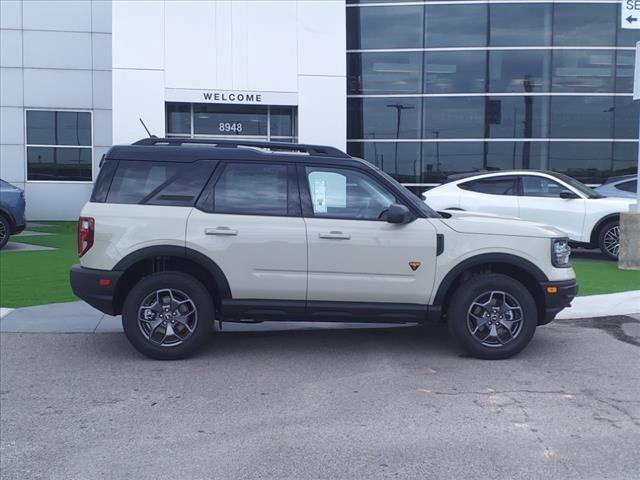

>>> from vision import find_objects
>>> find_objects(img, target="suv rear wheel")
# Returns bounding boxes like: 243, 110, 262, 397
597, 220, 620, 261
122, 271, 214, 360
447, 274, 537, 360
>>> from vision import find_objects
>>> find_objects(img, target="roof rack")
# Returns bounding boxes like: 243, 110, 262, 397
132, 137, 350, 158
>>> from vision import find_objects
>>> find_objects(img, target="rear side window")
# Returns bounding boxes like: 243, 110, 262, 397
105, 160, 215, 206
459, 176, 517, 195
91, 159, 117, 202
211, 163, 291, 216
616, 180, 636, 193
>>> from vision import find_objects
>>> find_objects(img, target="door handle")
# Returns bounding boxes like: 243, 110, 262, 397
319, 231, 351, 240
205, 227, 238, 236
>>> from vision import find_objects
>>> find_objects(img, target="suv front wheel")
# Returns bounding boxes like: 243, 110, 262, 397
122, 272, 214, 360
447, 274, 537, 360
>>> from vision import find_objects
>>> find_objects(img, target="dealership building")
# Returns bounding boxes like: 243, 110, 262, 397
0, 0, 638, 219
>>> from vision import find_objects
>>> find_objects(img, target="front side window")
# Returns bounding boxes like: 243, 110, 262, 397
213, 163, 289, 216
306, 167, 395, 220
521, 176, 565, 198
459, 176, 518, 195
26, 110, 92, 181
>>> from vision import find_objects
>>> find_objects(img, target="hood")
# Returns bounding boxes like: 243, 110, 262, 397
590, 196, 635, 210
437, 209, 566, 239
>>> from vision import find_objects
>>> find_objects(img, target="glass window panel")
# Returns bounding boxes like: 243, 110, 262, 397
551, 50, 614, 93
106, 161, 182, 204
612, 143, 638, 178
348, 52, 423, 94
214, 163, 288, 216
549, 96, 613, 139
166, 102, 190, 135
486, 96, 550, 139
423, 97, 485, 138
425, 51, 486, 93
485, 142, 548, 170
27, 146, 92, 181
26, 111, 91, 146
147, 161, 216, 207
489, 3, 551, 46
521, 176, 566, 198
347, 98, 421, 139
193, 104, 268, 136
553, 4, 616, 46
613, 96, 639, 139
548, 142, 613, 184
425, 4, 487, 48
616, 50, 636, 93
618, 21, 640, 46
347, 5, 423, 49
350, 142, 423, 183
422, 142, 484, 183
270, 106, 296, 137
489, 50, 550, 93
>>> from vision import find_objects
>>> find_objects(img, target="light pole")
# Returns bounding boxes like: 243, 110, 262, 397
386, 103, 415, 176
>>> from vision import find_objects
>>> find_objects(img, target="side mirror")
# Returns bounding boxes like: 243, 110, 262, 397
559, 190, 578, 199
386, 203, 413, 224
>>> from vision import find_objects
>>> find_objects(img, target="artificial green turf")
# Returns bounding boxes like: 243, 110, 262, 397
571, 259, 640, 296
0, 222, 638, 307
0, 222, 78, 308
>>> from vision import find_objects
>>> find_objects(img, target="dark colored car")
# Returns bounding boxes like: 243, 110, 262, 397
594, 175, 637, 199
0, 179, 27, 249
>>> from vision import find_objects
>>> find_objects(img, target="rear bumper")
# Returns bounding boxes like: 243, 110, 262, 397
70, 265, 122, 315
539, 279, 578, 325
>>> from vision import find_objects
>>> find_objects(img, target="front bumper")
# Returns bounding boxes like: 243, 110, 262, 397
70, 265, 122, 315
539, 279, 578, 325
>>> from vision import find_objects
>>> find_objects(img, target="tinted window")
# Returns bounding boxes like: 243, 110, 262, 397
425, 51, 486, 93
194, 104, 268, 136
146, 161, 215, 206
270, 106, 296, 138
459, 176, 517, 195
166, 102, 190, 135
27, 147, 92, 181
422, 142, 485, 183
489, 50, 550, 92
489, 3, 551, 46
26, 111, 91, 146
485, 142, 549, 171
107, 162, 182, 204
214, 163, 288, 215
423, 97, 485, 138
548, 142, 614, 184
549, 96, 613, 138
616, 50, 636, 93
486, 96, 550, 139
425, 4, 487, 48
347, 5, 423, 49
348, 52, 423, 95
552, 4, 616, 46
347, 97, 421, 139
306, 167, 395, 220
551, 50, 614, 93
521, 176, 565, 198
616, 180, 637, 193
91, 159, 118, 202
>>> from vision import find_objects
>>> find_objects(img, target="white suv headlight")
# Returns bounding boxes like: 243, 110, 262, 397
551, 238, 571, 268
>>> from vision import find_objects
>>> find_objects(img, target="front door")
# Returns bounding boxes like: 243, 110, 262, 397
300, 165, 438, 306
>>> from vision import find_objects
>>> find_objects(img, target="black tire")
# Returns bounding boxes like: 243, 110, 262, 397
122, 271, 214, 360
0, 215, 10, 249
447, 273, 538, 360
597, 220, 620, 261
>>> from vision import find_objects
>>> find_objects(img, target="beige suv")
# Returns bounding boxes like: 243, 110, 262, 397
71, 138, 577, 360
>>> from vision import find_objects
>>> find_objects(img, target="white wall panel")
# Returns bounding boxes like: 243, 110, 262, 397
92, 33, 111, 71
112, 69, 165, 144
298, 75, 346, 151
23, 31, 92, 70
25, 182, 93, 220
0, 0, 22, 29
0, 107, 24, 145
93, 109, 112, 147
112, 0, 164, 70
23, 69, 92, 109
214, 1, 233, 90
298, 0, 346, 77
0, 68, 23, 107
0, 30, 22, 68
23, 0, 91, 32
92, 70, 112, 109
0, 145, 25, 183
164, 1, 216, 89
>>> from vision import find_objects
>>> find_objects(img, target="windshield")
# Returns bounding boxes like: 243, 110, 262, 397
550, 172, 604, 199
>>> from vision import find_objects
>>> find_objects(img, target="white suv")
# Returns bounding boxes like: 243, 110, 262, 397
71, 139, 577, 360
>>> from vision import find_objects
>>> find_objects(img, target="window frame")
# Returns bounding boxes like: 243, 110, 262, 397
297, 163, 409, 222
197, 161, 301, 218
24, 108, 94, 184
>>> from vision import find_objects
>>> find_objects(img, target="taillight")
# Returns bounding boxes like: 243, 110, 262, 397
77, 217, 94, 257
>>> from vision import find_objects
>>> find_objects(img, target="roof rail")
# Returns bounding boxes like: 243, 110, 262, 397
132, 137, 351, 158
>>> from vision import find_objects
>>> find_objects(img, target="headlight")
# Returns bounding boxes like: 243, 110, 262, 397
551, 238, 571, 268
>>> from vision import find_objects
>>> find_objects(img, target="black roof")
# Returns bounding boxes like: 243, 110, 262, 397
104, 137, 357, 166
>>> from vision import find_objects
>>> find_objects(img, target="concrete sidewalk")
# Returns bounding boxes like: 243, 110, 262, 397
1, 290, 638, 334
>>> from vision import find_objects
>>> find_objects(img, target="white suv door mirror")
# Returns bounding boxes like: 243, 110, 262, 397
386, 204, 413, 224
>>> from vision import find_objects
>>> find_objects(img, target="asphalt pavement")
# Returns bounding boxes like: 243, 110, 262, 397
1, 316, 639, 480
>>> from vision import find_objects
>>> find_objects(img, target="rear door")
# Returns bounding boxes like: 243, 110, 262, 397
186, 161, 307, 301
457, 175, 520, 217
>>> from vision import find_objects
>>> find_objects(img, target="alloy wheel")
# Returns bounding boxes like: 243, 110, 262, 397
603, 225, 620, 258
467, 290, 524, 348
0, 222, 6, 245
138, 288, 198, 347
